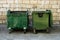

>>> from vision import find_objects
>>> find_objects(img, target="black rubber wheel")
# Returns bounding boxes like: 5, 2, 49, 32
9, 29, 13, 34
9, 30, 12, 34
24, 29, 26, 34
9, 31, 12, 34
46, 28, 51, 33
33, 29, 37, 34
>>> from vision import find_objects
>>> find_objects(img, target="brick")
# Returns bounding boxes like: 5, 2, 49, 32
40, 1, 45, 5
10, 4, 13, 7
52, 5, 59, 8
2, 11, 7, 15
37, 5, 44, 9
0, 8, 7, 11
0, 12, 2, 15
27, 5, 33, 8
50, 1, 58, 5
17, 8, 22, 11
0, 16, 2, 20
38, 0, 41, 4
58, 13, 60, 16
2, 0, 6, 3
10, 7, 14, 11
7, 0, 13, 3
21, 8, 27, 11
20, 4, 25, 8
2, 20, 6, 23
38, 1, 44, 4
22, 0, 29, 4
2, 15, 6, 20
0, 4, 3, 7
11, 4, 19, 8
53, 16, 59, 20
14, 0, 18, 4
15, 4, 19, 8
53, 21, 59, 24
3, 4, 10, 8
14, 8, 19, 11
48, 5, 52, 8
52, 13, 57, 16
44, 1, 49, 5
18, 0, 23, 3
57, 9, 60, 12
21, 4, 31, 8
30, 0, 37, 4
0, 0, 7, 3
59, 16, 60, 20
0, 20, 2, 23
51, 9, 57, 13
36, 8, 45, 11
57, 1, 60, 4
44, 5, 49, 9
53, 17, 56, 20
7, 0, 14, 4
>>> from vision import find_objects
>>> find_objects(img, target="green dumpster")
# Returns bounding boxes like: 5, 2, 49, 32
7, 10, 28, 33
32, 10, 52, 33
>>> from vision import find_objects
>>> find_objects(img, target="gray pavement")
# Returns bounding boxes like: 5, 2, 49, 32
0, 24, 60, 40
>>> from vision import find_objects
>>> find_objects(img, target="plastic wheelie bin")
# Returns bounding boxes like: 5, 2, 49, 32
32, 10, 52, 33
7, 10, 28, 33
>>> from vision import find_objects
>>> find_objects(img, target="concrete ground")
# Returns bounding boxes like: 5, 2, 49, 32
0, 24, 60, 40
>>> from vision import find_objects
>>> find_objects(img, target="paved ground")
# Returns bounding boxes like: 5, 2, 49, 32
0, 24, 60, 40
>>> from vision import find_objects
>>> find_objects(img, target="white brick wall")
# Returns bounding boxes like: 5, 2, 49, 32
0, 0, 60, 24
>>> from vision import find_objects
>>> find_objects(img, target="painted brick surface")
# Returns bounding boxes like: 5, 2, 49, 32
0, 0, 60, 24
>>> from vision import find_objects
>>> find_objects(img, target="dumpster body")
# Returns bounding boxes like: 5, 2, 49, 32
32, 10, 52, 33
7, 10, 28, 33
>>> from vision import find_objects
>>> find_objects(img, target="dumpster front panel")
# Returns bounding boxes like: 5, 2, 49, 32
7, 11, 28, 30
32, 11, 49, 30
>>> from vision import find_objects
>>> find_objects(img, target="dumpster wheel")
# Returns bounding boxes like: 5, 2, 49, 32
33, 29, 37, 34
9, 29, 13, 34
24, 29, 26, 34
46, 28, 51, 33
9, 30, 12, 33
